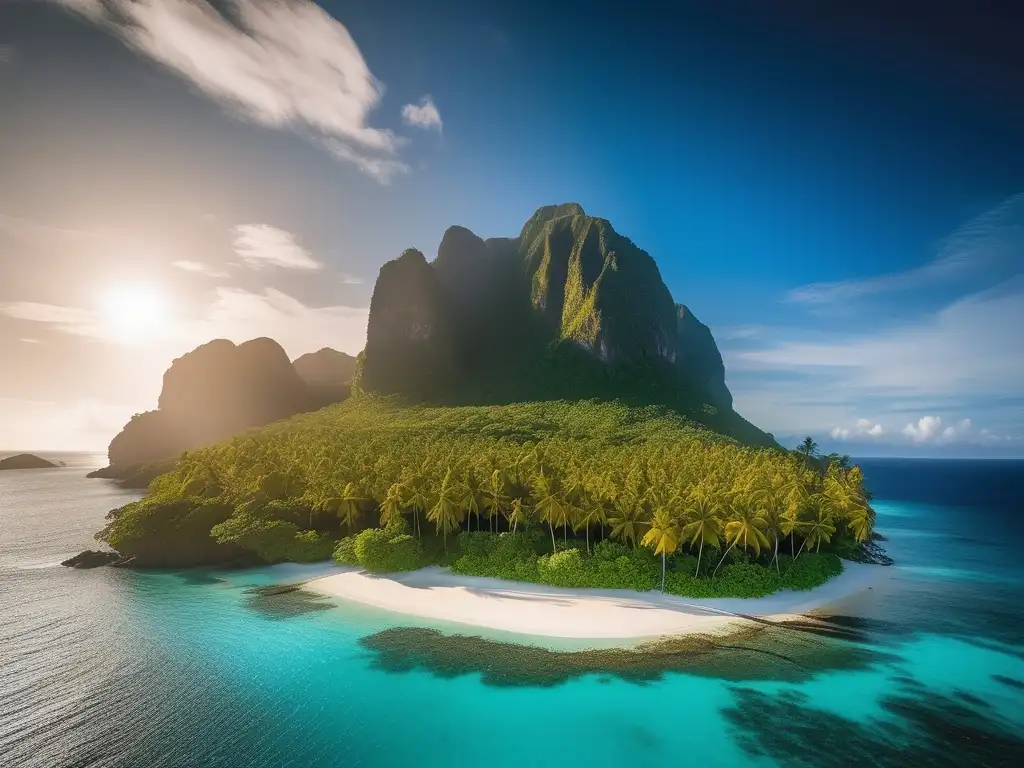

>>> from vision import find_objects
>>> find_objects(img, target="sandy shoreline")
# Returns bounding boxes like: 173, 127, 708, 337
304, 560, 888, 640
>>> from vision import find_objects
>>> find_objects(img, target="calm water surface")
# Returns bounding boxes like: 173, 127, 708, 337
2, 453, 1023, 767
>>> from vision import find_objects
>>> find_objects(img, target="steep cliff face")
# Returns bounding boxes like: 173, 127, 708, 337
522, 207, 678, 365
675, 304, 733, 410
356, 204, 770, 446
104, 338, 317, 473
358, 249, 457, 396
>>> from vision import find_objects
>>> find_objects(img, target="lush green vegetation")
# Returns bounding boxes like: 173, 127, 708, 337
98, 397, 874, 596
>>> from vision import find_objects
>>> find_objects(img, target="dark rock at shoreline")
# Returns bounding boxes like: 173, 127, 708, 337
61, 550, 130, 569
0, 453, 58, 470
86, 458, 175, 488
850, 534, 895, 566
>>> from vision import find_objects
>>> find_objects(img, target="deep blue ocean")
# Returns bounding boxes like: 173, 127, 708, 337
2, 454, 1023, 767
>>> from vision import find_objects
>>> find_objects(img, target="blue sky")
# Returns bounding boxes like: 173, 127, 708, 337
0, 0, 1022, 455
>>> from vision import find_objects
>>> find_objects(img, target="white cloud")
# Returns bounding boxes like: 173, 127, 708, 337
902, 415, 943, 443
855, 418, 884, 437
1, 287, 367, 358
829, 418, 883, 441
172, 259, 229, 277
192, 286, 367, 356
1, 301, 100, 336
20, 338, 41, 344
731, 277, 1024, 402
232, 224, 321, 270
787, 192, 1024, 304
401, 96, 443, 131
53, 0, 410, 181
338, 273, 363, 285
323, 140, 410, 184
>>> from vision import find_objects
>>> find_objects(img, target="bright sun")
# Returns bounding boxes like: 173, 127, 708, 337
100, 284, 168, 344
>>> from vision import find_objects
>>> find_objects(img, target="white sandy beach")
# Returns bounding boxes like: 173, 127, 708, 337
304, 560, 889, 640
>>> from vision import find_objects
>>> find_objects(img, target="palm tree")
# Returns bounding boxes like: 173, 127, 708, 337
378, 482, 405, 529
336, 482, 368, 532
680, 491, 723, 576
427, 468, 461, 553
795, 436, 819, 468
508, 497, 531, 533
607, 492, 648, 549
799, 496, 837, 555
484, 469, 509, 533
533, 471, 573, 552
403, 477, 430, 539
641, 508, 681, 592
714, 498, 769, 577
461, 471, 484, 533
753, 477, 788, 572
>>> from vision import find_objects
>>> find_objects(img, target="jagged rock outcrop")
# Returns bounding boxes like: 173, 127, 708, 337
293, 347, 357, 408
355, 203, 759, 443
98, 338, 323, 478
675, 304, 732, 410
358, 249, 458, 397
0, 453, 58, 470
293, 348, 357, 387
523, 205, 679, 365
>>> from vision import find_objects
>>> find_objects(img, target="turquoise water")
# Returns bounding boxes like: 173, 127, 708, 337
2, 455, 1023, 767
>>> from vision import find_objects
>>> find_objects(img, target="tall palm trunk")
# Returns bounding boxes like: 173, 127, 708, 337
585, 524, 590, 555
795, 536, 808, 559
661, 551, 666, 592
695, 539, 704, 576
772, 535, 780, 573
713, 542, 737, 578
549, 521, 556, 553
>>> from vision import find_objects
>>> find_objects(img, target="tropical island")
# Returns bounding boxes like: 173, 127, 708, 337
85, 204, 885, 612
0, 453, 59, 470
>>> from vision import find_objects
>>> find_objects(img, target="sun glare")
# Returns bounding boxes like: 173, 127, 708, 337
100, 284, 168, 344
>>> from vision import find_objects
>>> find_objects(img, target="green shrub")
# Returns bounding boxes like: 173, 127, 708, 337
352, 527, 425, 572
781, 552, 843, 590
333, 535, 359, 566
538, 548, 587, 587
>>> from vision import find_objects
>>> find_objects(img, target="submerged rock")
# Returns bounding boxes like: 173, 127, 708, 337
61, 550, 128, 569
0, 453, 58, 470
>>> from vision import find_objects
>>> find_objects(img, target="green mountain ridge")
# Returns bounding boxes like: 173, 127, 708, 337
355, 203, 770, 446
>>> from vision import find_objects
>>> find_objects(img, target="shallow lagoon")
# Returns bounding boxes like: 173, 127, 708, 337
2, 454, 1022, 767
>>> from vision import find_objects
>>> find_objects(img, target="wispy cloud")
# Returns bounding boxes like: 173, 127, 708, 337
0, 213, 98, 245
232, 224, 321, 270
733, 277, 1024, 400
1, 301, 100, 337
172, 259, 229, 277
53, 0, 411, 181
323, 140, 410, 184
786, 192, 1024, 304
338, 273, 363, 285
20, 338, 42, 344
1, 286, 367, 356
401, 96, 443, 131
